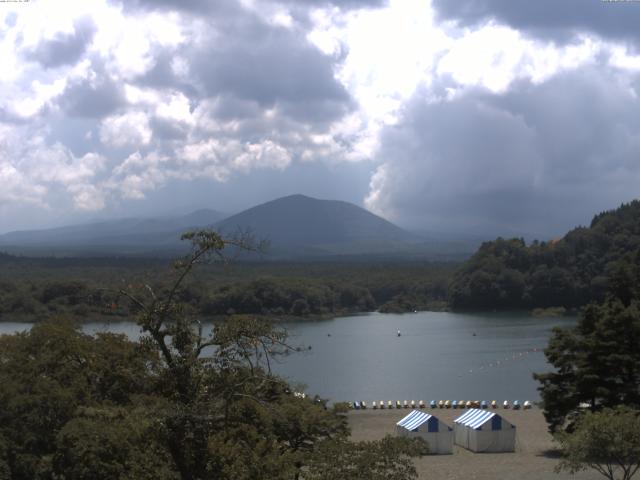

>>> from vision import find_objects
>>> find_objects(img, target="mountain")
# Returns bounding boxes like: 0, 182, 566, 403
0, 209, 225, 256
214, 194, 423, 257
0, 195, 474, 259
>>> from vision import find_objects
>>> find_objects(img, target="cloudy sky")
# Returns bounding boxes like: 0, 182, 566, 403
1, 0, 640, 237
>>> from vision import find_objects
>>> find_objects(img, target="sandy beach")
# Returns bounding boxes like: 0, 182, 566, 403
348, 407, 602, 480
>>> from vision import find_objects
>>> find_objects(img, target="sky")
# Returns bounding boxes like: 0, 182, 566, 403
1, 0, 640, 238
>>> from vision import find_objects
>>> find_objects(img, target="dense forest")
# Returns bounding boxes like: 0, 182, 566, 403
449, 200, 640, 310
0, 254, 453, 322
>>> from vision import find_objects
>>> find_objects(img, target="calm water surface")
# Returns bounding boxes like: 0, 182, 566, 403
0, 311, 575, 403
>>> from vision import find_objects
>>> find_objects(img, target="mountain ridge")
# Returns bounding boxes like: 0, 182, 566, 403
0, 195, 472, 260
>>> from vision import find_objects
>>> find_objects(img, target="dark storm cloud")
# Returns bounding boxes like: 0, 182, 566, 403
58, 69, 125, 118
431, 0, 640, 44
372, 67, 640, 237
25, 16, 96, 68
195, 26, 349, 108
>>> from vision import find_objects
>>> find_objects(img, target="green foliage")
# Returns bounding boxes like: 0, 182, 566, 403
450, 200, 640, 310
53, 407, 178, 480
0, 254, 455, 320
304, 435, 428, 480
535, 253, 640, 432
0, 232, 432, 479
555, 407, 640, 480
0, 319, 159, 479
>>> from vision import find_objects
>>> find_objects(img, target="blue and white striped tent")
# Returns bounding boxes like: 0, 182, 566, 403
396, 410, 453, 454
453, 409, 515, 452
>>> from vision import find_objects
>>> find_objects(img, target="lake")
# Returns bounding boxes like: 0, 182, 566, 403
0, 311, 575, 403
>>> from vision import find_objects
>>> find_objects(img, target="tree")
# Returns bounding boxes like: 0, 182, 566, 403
556, 407, 640, 480
535, 256, 640, 432
0, 230, 428, 479
0, 318, 158, 479
305, 435, 428, 480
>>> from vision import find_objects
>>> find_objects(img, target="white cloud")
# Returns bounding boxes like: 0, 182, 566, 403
100, 111, 152, 147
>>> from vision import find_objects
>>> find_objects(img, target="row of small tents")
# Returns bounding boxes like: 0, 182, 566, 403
352, 399, 531, 409
396, 409, 516, 454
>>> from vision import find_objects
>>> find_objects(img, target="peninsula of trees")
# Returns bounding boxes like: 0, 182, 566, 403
449, 200, 640, 311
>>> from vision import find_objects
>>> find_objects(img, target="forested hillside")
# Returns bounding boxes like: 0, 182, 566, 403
449, 200, 640, 310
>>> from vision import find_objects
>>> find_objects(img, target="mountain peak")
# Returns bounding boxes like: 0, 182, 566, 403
215, 194, 414, 255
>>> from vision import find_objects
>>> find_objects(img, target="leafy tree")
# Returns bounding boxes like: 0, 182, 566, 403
0, 230, 429, 479
0, 319, 158, 479
305, 435, 428, 480
556, 407, 640, 480
535, 255, 640, 432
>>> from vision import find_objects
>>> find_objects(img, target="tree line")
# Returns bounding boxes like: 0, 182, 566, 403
0, 258, 453, 321
449, 200, 640, 311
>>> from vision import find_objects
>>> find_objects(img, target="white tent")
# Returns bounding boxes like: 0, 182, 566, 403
453, 409, 516, 453
396, 410, 453, 454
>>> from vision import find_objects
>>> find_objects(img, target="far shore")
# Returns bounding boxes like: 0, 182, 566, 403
348, 407, 601, 480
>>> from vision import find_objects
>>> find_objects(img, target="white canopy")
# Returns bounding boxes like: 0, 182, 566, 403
453, 409, 516, 453
396, 410, 453, 454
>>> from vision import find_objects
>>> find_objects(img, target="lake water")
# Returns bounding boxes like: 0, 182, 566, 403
0, 311, 575, 403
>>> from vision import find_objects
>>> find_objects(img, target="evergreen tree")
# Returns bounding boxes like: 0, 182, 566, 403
535, 253, 640, 432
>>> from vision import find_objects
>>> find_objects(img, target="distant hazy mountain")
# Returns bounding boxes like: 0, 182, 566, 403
214, 194, 424, 257
0, 196, 475, 260
0, 209, 224, 256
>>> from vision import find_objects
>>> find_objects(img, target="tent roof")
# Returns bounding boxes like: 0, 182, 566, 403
397, 410, 433, 431
454, 409, 498, 429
